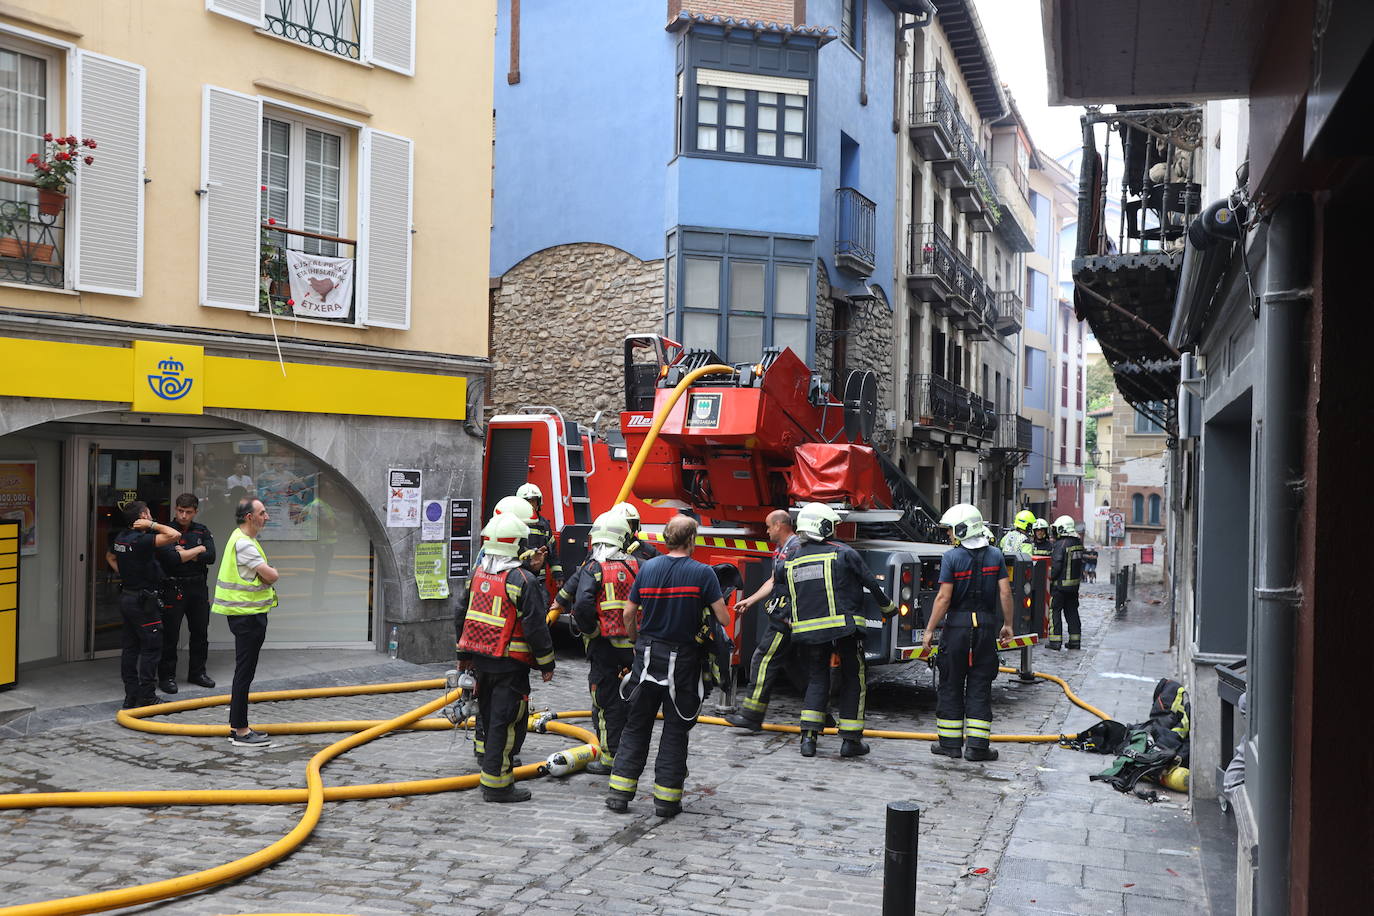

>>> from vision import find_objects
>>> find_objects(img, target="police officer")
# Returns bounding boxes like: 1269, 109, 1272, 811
456, 513, 557, 803
516, 483, 562, 584
572, 512, 640, 776
612, 502, 661, 563
1048, 515, 1085, 650
105, 501, 180, 708
922, 504, 1015, 761
1029, 518, 1053, 557
725, 509, 799, 732
607, 515, 729, 817
780, 503, 897, 759
999, 509, 1036, 557
157, 493, 217, 694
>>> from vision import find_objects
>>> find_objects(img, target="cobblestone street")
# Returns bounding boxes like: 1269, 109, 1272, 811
0, 583, 1210, 915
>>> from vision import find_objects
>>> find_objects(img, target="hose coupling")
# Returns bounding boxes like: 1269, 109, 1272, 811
532, 710, 559, 733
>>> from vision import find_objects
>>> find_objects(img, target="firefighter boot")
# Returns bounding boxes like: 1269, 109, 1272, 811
605, 790, 633, 813
930, 743, 963, 759
965, 747, 1000, 762
585, 757, 613, 776
481, 784, 532, 804
799, 730, 818, 758
724, 712, 764, 732
840, 738, 871, 758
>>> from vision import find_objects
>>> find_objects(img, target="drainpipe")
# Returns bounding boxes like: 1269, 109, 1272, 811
1252, 194, 1311, 916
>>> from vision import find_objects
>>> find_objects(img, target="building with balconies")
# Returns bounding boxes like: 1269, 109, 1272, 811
0, 1, 493, 671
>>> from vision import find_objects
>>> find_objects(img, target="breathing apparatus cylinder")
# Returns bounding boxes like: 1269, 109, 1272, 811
442, 669, 480, 725
543, 743, 599, 776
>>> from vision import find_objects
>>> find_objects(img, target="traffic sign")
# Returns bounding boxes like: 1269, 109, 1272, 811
1108, 512, 1125, 539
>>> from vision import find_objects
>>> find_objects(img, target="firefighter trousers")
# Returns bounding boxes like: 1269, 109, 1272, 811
934, 624, 998, 750
474, 667, 530, 790
799, 632, 866, 740
587, 638, 633, 763
740, 625, 791, 723
609, 640, 702, 808
1049, 588, 1082, 648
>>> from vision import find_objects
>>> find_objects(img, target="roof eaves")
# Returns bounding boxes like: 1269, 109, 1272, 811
667, 11, 838, 45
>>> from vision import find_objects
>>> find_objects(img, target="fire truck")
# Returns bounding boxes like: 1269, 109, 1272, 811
481, 335, 1043, 688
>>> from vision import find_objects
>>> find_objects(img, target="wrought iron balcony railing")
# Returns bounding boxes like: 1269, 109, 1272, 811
834, 187, 876, 277
906, 221, 957, 287
260, 222, 357, 322
907, 373, 996, 438
993, 413, 1034, 452
993, 289, 1023, 335
0, 175, 65, 289
265, 0, 361, 61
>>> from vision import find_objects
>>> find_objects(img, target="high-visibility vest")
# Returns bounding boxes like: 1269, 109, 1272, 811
458, 567, 534, 665
999, 530, 1028, 556
211, 528, 277, 616
595, 557, 639, 644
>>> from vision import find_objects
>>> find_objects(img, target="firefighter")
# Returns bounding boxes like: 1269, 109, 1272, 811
724, 508, 800, 732
998, 509, 1036, 557
607, 515, 729, 817
572, 512, 640, 776
1048, 515, 1085, 650
781, 503, 897, 759
922, 504, 1015, 761
1030, 518, 1053, 557
612, 501, 661, 563
456, 512, 557, 803
517, 482, 562, 584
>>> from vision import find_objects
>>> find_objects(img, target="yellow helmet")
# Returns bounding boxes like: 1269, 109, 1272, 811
1014, 509, 1036, 531
481, 513, 530, 558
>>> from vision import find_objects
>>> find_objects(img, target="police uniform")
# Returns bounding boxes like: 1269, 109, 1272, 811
111, 526, 165, 706
736, 533, 801, 727
159, 519, 216, 686
1049, 534, 1085, 649
572, 555, 639, 768
777, 539, 895, 747
933, 544, 1008, 755
456, 563, 556, 792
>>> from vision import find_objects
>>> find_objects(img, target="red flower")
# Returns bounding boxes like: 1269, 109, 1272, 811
26, 153, 38, 164
286, 298, 295, 306
267, 217, 277, 226
81, 138, 95, 148
43, 132, 52, 141
83, 156, 94, 165
260, 185, 267, 191
65, 136, 76, 146
54, 137, 66, 146
55, 152, 70, 161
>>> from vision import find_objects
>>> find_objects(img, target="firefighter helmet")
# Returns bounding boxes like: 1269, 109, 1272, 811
1032, 518, 1050, 532
940, 504, 988, 543
796, 502, 841, 541
516, 482, 543, 506
1014, 509, 1036, 532
492, 495, 536, 523
481, 513, 530, 558
590, 511, 633, 550
611, 501, 642, 532
1053, 515, 1077, 537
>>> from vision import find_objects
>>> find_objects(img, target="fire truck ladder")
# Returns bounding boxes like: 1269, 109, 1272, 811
562, 420, 592, 526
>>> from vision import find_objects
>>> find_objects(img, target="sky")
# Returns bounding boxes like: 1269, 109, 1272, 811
972, 0, 1081, 162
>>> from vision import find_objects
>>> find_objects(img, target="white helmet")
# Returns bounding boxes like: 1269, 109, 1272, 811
481, 513, 530, 558
516, 482, 543, 505
939, 504, 988, 544
590, 511, 633, 550
611, 501, 641, 532
1032, 518, 1050, 532
1054, 515, 1077, 537
492, 495, 535, 524
796, 503, 841, 542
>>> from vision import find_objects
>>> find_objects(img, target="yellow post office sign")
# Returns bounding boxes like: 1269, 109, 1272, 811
131, 341, 204, 415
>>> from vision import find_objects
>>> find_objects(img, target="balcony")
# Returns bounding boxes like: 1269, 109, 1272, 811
993, 289, 1023, 336
834, 187, 876, 277
265, 0, 361, 61
992, 413, 1034, 458
952, 145, 1001, 233
909, 72, 967, 183
907, 374, 996, 443
906, 222, 958, 310
990, 161, 1035, 252
259, 223, 357, 322
0, 176, 65, 290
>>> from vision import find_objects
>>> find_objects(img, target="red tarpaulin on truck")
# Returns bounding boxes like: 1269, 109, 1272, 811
787, 443, 888, 508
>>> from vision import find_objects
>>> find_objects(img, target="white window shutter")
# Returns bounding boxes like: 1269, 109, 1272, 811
199, 86, 261, 311
365, 0, 415, 76
206, 0, 264, 26
72, 51, 145, 297
357, 128, 413, 329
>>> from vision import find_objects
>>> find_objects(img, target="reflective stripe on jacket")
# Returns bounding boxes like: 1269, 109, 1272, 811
211, 528, 276, 616
458, 567, 535, 666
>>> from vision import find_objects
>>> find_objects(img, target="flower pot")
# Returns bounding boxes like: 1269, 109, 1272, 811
36, 188, 66, 216
0, 237, 55, 262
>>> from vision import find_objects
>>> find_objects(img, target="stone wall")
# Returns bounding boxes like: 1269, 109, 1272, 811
490, 244, 664, 423
814, 261, 896, 452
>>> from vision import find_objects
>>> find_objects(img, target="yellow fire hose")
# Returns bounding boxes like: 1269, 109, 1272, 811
0, 666, 1108, 915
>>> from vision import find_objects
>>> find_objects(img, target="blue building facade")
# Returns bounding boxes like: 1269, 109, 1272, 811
489, 1, 902, 419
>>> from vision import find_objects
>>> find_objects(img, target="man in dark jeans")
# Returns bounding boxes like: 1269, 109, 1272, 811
158, 493, 217, 694
106, 501, 180, 708
211, 498, 280, 748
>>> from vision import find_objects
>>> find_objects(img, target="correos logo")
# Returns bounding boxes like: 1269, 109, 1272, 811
148, 357, 193, 401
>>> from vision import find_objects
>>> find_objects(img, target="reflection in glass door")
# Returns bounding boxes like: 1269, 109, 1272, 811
86, 444, 174, 655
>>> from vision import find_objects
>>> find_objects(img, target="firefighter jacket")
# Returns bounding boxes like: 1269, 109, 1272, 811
999, 529, 1030, 557
523, 515, 562, 580
774, 539, 896, 645
572, 554, 640, 647
941, 545, 1007, 628
457, 561, 556, 673
628, 536, 660, 564
1051, 536, 1085, 593
1030, 537, 1052, 558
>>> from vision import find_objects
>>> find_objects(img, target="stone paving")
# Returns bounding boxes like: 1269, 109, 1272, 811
0, 584, 1211, 915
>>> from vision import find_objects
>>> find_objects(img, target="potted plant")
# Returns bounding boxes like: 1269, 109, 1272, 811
27, 134, 96, 215
0, 202, 54, 263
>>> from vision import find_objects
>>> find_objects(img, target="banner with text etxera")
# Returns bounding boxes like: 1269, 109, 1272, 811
285, 250, 355, 320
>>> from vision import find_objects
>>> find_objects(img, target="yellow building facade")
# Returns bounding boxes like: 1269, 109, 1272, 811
0, 1, 495, 676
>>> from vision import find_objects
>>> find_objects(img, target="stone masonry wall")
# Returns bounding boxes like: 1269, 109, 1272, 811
814, 261, 896, 452
491, 244, 663, 423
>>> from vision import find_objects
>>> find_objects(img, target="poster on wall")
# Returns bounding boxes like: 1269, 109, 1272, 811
448, 498, 473, 578
414, 542, 450, 599
253, 455, 319, 541
421, 499, 446, 541
387, 469, 422, 528
0, 462, 37, 556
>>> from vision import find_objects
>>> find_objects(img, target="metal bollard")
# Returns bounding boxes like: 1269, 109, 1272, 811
883, 801, 920, 915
